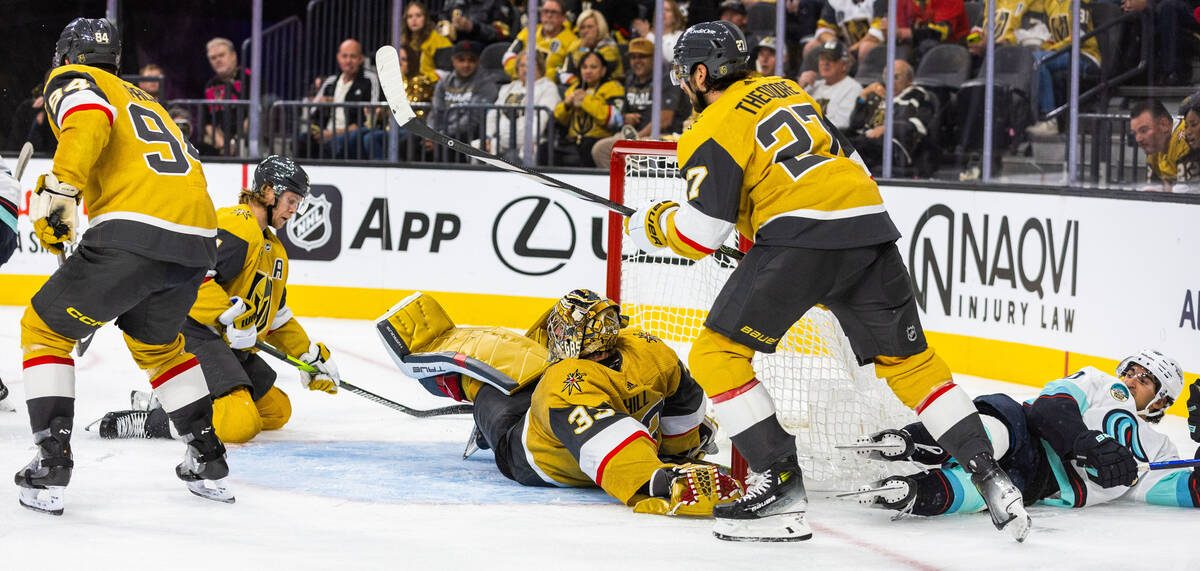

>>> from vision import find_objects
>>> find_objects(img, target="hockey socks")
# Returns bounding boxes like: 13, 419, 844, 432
915, 383, 993, 470
710, 379, 797, 471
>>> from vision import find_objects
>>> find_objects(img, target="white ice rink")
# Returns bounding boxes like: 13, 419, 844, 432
0, 307, 1195, 570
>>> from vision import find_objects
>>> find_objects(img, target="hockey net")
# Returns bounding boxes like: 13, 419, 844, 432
606, 141, 916, 491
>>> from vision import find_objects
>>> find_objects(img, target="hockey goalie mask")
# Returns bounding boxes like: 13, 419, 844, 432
1118, 349, 1184, 421
546, 289, 625, 362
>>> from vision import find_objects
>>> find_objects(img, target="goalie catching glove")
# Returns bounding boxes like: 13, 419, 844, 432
632, 463, 743, 516
29, 173, 80, 255
623, 200, 678, 253
299, 342, 340, 394
217, 297, 258, 350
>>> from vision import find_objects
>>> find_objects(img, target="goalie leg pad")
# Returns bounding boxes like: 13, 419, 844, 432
375, 292, 456, 364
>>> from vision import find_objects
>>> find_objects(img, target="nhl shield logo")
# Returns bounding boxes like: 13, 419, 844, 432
287, 193, 333, 251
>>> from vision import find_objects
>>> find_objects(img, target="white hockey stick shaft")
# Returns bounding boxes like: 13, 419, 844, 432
374, 45, 745, 261
15, 142, 33, 180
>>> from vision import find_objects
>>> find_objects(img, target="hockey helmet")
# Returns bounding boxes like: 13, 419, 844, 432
546, 289, 625, 362
253, 155, 310, 201
53, 18, 121, 70
670, 20, 750, 87
1117, 349, 1184, 419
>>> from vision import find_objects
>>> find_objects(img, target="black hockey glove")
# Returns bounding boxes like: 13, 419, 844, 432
1187, 381, 1200, 444
1073, 430, 1137, 488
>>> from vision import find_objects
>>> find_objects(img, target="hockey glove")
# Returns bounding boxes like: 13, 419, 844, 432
632, 463, 743, 516
299, 342, 340, 394
623, 200, 678, 254
29, 173, 80, 255
1187, 381, 1200, 444
677, 416, 720, 460
217, 297, 258, 350
1073, 430, 1137, 488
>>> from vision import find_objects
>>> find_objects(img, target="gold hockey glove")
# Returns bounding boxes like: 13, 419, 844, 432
623, 200, 678, 254
217, 296, 259, 350
632, 463, 743, 516
30, 173, 80, 255
299, 342, 340, 394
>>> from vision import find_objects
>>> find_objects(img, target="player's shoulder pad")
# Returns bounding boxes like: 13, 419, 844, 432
44, 65, 114, 129
217, 205, 266, 245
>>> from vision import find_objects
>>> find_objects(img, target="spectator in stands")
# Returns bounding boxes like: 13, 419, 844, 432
204, 37, 250, 156
309, 39, 385, 160
438, 0, 515, 46
558, 9, 625, 88
719, 1, 750, 31
590, 38, 692, 165
503, 0, 577, 81
488, 51, 561, 163
6, 83, 56, 153
754, 35, 784, 75
858, 0, 968, 63
554, 50, 625, 167
168, 106, 219, 157
1129, 99, 1200, 191
138, 64, 165, 102
400, 44, 436, 121
404, 1, 453, 85
431, 41, 500, 152
1120, 0, 1200, 86
633, 0, 687, 65
800, 41, 862, 130
806, 0, 875, 59
1024, 3, 1101, 136
848, 59, 937, 175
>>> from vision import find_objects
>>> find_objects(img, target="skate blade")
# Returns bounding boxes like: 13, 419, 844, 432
18, 486, 64, 515
186, 478, 236, 504
712, 512, 813, 542
835, 481, 908, 499
834, 442, 905, 451
993, 502, 1031, 543
0, 399, 15, 412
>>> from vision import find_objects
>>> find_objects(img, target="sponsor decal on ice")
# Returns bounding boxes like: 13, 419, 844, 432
907, 204, 1080, 333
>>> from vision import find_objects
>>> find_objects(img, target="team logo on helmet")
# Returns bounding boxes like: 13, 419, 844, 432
286, 193, 333, 252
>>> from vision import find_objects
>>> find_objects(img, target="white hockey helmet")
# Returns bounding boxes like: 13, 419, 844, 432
1117, 349, 1184, 420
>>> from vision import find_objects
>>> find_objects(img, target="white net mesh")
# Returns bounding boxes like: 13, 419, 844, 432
612, 145, 916, 490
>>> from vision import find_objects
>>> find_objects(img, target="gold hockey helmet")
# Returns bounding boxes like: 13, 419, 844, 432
546, 289, 625, 362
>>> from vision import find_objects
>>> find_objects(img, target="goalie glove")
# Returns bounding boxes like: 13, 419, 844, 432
29, 173, 80, 255
299, 342, 340, 394
623, 200, 678, 254
675, 416, 720, 461
1073, 430, 1137, 488
217, 297, 258, 350
631, 463, 743, 516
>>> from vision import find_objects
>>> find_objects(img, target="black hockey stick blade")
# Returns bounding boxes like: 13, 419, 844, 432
253, 341, 472, 418
374, 45, 744, 262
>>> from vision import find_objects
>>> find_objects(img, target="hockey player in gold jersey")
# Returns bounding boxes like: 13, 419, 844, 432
15, 18, 231, 514
95, 156, 342, 444
376, 289, 742, 515
624, 21, 1030, 542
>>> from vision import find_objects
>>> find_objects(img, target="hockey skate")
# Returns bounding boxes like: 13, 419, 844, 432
86, 410, 151, 439
838, 476, 917, 519
129, 389, 158, 411
462, 423, 489, 460
839, 429, 947, 464
0, 377, 15, 412
967, 453, 1031, 543
13, 417, 74, 515
176, 421, 235, 504
712, 456, 812, 542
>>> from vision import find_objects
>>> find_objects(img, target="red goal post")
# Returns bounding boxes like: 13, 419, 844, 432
605, 140, 915, 489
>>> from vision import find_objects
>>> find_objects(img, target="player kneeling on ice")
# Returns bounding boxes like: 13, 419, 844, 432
846, 350, 1200, 516
91, 156, 342, 444
376, 289, 743, 515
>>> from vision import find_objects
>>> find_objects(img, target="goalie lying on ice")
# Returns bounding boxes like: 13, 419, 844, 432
849, 349, 1199, 514
376, 289, 742, 515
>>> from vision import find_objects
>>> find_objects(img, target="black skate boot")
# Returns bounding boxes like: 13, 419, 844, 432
14, 416, 74, 515
88, 408, 171, 439
966, 452, 1030, 543
712, 455, 812, 542
176, 421, 235, 503
847, 475, 918, 514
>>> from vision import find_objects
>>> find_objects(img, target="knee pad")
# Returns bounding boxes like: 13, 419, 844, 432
212, 387, 264, 443
688, 327, 757, 396
125, 332, 189, 376
21, 305, 76, 357
874, 347, 953, 409
255, 386, 292, 431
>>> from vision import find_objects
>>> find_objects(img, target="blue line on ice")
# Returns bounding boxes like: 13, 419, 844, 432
229, 440, 618, 505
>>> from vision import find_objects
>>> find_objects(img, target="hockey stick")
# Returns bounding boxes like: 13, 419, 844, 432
374, 45, 744, 262
1140, 458, 1200, 471
17, 143, 95, 357
253, 341, 473, 418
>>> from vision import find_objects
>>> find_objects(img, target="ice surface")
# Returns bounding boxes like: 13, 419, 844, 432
1, 307, 1195, 569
